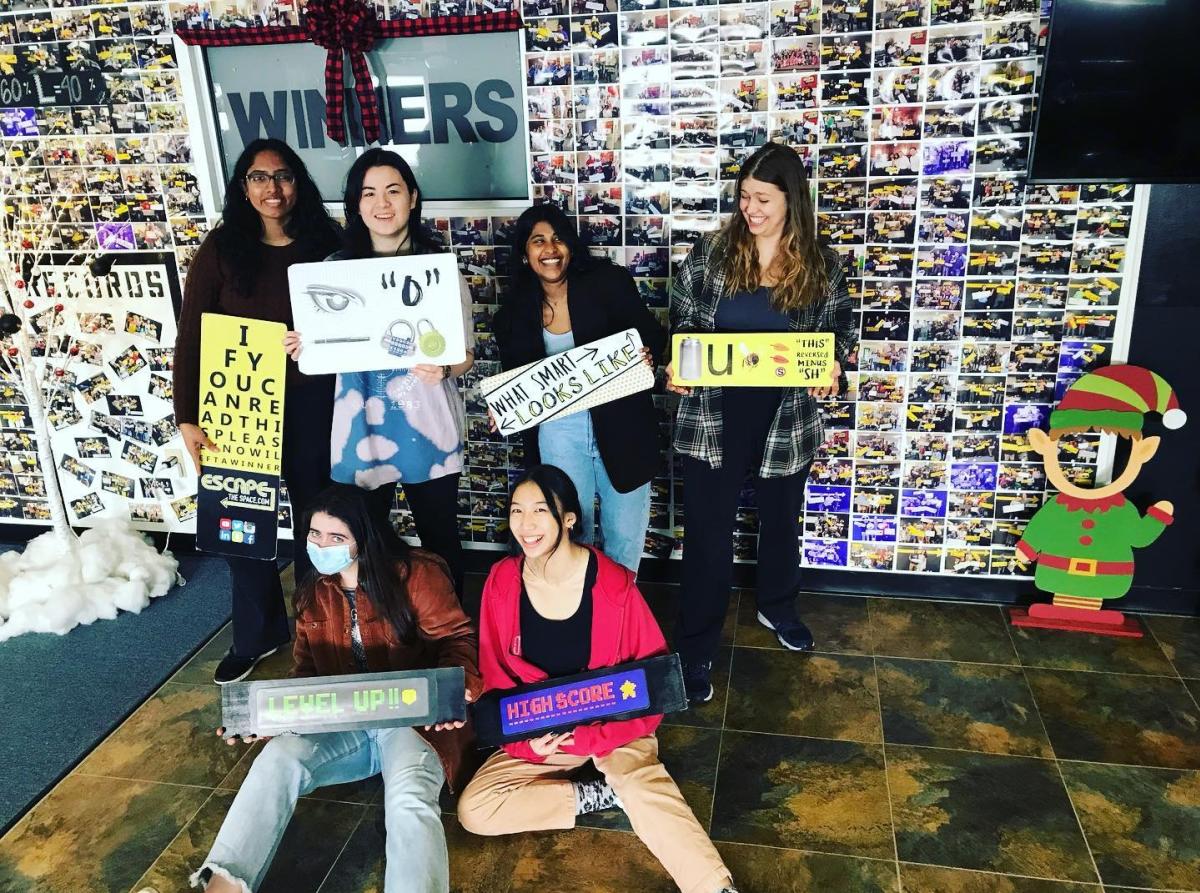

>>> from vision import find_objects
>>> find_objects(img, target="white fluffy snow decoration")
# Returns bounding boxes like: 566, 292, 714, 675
0, 519, 181, 642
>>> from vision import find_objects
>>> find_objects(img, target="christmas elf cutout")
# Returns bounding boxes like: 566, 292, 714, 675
1010, 365, 1186, 637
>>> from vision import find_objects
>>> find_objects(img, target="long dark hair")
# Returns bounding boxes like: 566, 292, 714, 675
506, 464, 586, 564
505, 203, 603, 326
213, 138, 341, 295
720, 142, 829, 310
341, 148, 442, 259
294, 484, 421, 643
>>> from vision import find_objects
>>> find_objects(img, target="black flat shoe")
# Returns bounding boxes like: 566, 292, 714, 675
214, 646, 279, 685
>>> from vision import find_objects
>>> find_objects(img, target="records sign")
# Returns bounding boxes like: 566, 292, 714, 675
0, 254, 184, 530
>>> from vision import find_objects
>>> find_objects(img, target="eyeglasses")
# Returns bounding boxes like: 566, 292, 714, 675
244, 171, 296, 186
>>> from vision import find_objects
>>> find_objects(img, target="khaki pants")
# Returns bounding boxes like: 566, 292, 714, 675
457, 736, 731, 893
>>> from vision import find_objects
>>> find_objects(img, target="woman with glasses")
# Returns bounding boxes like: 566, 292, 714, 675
174, 138, 342, 685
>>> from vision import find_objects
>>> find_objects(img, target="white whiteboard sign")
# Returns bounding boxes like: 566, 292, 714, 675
288, 254, 466, 375
480, 329, 653, 434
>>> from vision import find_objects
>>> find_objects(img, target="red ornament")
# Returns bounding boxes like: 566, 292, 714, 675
6, 347, 17, 357
69, 345, 79, 355
15, 281, 26, 291
47, 287, 55, 297
21, 299, 33, 308
53, 303, 63, 312
54, 368, 64, 377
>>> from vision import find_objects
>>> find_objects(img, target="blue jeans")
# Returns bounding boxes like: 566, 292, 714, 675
538, 411, 651, 573
192, 727, 447, 893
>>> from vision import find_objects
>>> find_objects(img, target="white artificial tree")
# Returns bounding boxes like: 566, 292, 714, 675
0, 140, 180, 642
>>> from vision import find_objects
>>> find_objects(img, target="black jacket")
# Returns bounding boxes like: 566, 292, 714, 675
494, 262, 668, 493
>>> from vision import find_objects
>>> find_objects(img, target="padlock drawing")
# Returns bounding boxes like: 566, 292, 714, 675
380, 319, 417, 358
417, 319, 446, 357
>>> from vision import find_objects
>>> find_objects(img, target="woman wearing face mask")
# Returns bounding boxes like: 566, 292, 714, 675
665, 142, 858, 704
456, 465, 739, 893
174, 138, 342, 684
193, 484, 481, 893
284, 148, 473, 596
493, 204, 666, 573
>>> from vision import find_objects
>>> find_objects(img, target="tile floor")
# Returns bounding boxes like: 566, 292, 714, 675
2, 575, 1199, 893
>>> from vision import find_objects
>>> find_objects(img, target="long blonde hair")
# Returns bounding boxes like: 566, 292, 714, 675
720, 143, 829, 310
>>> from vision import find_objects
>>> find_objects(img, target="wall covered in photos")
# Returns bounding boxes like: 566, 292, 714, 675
0, 0, 1137, 581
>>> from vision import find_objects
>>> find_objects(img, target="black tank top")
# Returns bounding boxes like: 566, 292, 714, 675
519, 552, 596, 677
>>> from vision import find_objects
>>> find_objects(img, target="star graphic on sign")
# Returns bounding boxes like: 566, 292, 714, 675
620, 680, 637, 700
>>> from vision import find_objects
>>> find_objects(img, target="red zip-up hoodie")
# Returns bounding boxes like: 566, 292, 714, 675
479, 548, 668, 763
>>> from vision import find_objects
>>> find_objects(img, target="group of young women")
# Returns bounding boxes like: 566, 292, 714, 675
172, 137, 856, 892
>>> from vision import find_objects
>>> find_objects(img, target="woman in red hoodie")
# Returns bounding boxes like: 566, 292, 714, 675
457, 465, 738, 893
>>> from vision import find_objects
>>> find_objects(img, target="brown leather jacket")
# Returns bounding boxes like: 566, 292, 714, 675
290, 550, 483, 792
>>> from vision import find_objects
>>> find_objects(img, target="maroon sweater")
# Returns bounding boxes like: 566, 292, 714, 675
173, 234, 325, 426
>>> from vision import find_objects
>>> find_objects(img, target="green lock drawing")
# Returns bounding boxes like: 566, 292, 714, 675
417, 319, 446, 357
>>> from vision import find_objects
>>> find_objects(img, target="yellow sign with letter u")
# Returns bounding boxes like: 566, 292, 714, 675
671, 332, 835, 387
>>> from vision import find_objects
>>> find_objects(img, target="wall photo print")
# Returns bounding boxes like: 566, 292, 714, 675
0, 0, 1138, 585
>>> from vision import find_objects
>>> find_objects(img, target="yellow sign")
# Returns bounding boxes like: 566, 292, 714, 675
671, 332, 835, 387
199, 314, 286, 476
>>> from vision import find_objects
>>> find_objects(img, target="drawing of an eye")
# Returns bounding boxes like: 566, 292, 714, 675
305, 285, 364, 314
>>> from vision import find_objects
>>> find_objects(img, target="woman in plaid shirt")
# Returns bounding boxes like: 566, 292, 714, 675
665, 143, 857, 703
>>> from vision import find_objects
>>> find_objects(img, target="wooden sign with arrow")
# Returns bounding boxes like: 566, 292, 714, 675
479, 328, 654, 435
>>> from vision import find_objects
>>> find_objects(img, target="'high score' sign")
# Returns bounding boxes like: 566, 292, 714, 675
472, 655, 688, 745
500, 668, 650, 736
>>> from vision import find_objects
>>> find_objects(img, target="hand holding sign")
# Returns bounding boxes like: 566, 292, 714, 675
424, 686, 475, 732
217, 725, 270, 746
179, 422, 218, 474
809, 358, 843, 399
529, 731, 575, 756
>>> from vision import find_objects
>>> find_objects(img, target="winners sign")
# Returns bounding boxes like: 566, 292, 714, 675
204, 32, 527, 203
196, 314, 286, 559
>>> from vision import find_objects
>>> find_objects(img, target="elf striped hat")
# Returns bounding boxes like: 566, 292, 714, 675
1050, 364, 1186, 435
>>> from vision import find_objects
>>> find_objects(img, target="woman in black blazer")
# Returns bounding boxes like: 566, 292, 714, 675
495, 204, 667, 572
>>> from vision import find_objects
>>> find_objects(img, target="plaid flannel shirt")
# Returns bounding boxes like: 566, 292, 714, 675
669, 233, 858, 478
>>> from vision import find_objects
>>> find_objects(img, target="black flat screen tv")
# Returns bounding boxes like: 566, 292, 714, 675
1029, 0, 1200, 184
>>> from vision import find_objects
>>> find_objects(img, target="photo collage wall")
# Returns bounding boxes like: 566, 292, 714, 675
0, 0, 1136, 580
514, 0, 1134, 577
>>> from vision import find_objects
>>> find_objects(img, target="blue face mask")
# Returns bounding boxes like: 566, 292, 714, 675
307, 542, 355, 576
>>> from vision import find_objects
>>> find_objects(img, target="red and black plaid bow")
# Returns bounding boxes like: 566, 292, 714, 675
305, 0, 380, 144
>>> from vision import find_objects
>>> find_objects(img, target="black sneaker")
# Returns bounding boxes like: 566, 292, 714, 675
757, 612, 815, 652
681, 660, 713, 704
214, 647, 279, 685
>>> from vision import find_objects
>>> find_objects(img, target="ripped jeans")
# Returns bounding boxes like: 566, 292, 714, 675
191, 727, 447, 893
